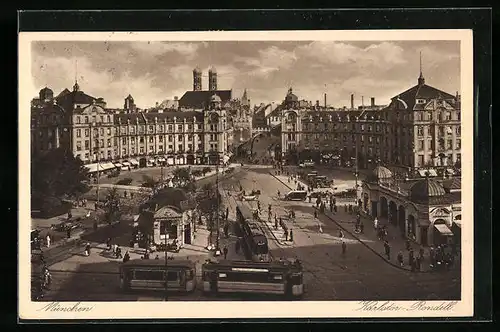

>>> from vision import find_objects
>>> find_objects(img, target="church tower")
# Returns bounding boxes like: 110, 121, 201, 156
418, 51, 426, 86
209, 67, 217, 91
193, 67, 202, 91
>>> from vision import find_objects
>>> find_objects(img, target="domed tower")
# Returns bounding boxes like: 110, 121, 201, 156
410, 178, 446, 204
193, 67, 202, 91
208, 67, 217, 91
39, 87, 54, 103
209, 94, 221, 110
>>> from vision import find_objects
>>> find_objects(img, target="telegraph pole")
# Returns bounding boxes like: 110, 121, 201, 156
355, 109, 368, 206
164, 228, 169, 301
215, 150, 221, 255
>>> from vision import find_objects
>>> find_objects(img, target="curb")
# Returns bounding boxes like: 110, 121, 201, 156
268, 171, 437, 274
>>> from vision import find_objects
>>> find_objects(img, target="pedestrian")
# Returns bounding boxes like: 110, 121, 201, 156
415, 256, 421, 271
223, 246, 228, 259
277, 190, 280, 198
397, 250, 404, 266
289, 229, 294, 242
374, 217, 378, 229
116, 246, 122, 259
106, 237, 112, 251
67, 210, 72, 220
155, 255, 159, 260
85, 243, 91, 256
344, 205, 348, 213
330, 202, 333, 213
408, 249, 414, 266
223, 224, 229, 238
333, 197, 336, 205
419, 247, 425, 261
341, 241, 347, 256
338, 229, 344, 239
144, 249, 150, 259
113, 243, 118, 256
284, 229, 289, 241
46, 234, 51, 248
334, 204, 338, 213
235, 239, 240, 254
123, 251, 130, 263
308, 196, 312, 203
66, 228, 71, 239
360, 222, 364, 234
314, 209, 318, 219
386, 243, 391, 260
275, 217, 278, 230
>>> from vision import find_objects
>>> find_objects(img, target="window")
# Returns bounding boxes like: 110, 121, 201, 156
122, 137, 126, 144
76, 141, 82, 151
439, 127, 445, 136
456, 127, 461, 136
107, 128, 111, 135
447, 139, 453, 150
100, 116, 104, 122
100, 139, 104, 148
188, 143, 192, 151
360, 135, 364, 142
197, 144, 202, 151
456, 139, 461, 149
418, 140, 424, 151
198, 124, 202, 130
107, 150, 112, 157
168, 125, 173, 132
92, 116, 96, 123
417, 126, 424, 136
168, 135, 173, 142
188, 135, 192, 141
376, 137, 380, 144
178, 124, 182, 131
159, 125, 164, 133
85, 116, 89, 123
131, 137, 135, 145
130, 127, 135, 134
168, 145, 173, 150
149, 125, 154, 132
85, 152, 89, 159
140, 147, 144, 154
427, 112, 433, 121
457, 112, 461, 121
178, 135, 182, 141
159, 136, 163, 142
188, 124, 193, 130
159, 145, 163, 151
368, 136, 373, 143
139, 137, 144, 144
368, 125, 372, 132
107, 139, 112, 147
149, 137, 154, 143
76, 129, 81, 138
418, 155, 424, 166
427, 138, 433, 150
178, 144, 182, 151
76, 116, 81, 124
361, 124, 365, 131
122, 148, 126, 155
100, 128, 104, 135
84, 140, 89, 149
149, 145, 154, 151
107, 115, 111, 122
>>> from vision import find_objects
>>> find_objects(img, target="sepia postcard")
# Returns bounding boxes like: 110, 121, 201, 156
19, 29, 473, 320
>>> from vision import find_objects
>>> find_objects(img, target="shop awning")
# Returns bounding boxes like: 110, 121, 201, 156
114, 162, 123, 168
418, 169, 438, 177
148, 159, 155, 163
101, 162, 116, 170
84, 163, 107, 173
121, 161, 131, 166
157, 157, 165, 162
434, 224, 453, 236
129, 159, 139, 166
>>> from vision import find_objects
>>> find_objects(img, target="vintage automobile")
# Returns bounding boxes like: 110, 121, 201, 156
50, 219, 84, 232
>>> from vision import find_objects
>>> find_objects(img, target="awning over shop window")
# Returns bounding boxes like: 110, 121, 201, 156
434, 223, 453, 236
114, 162, 123, 168
418, 169, 438, 177
101, 162, 116, 170
121, 161, 131, 166
157, 157, 166, 162
84, 163, 107, 173
129, 159, 139, 166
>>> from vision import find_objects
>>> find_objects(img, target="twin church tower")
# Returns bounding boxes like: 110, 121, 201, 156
193, 67, 217, 91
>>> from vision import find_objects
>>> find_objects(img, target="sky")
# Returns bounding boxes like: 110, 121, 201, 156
31, 40, 460, 109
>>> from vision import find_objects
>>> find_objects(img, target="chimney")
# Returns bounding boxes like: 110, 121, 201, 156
174, 96, 178, 101
371, 97, 375, 107
316, 100, 320, 107
324, 93, 327, 108
350, 94, 354, 109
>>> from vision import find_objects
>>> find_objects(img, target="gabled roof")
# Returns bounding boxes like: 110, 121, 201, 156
392, 83, 456, 111
178, 90, 232, 108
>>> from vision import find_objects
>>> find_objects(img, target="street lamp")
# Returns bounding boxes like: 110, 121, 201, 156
164, 231, 169, 301
354, 109, 369, 206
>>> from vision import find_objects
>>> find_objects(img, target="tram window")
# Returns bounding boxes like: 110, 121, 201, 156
134, 270, 164, 281
224, 272, 284, 283
219, 273, 227, 278
166, 271, 178, 281
185, 270, 194, 280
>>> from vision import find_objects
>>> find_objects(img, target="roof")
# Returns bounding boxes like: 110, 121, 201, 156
122, 258, 195, 268
178, 90, 232, 108
373, 166, 392, 179
143, 187, 190, 212
114, 110, 204, 124
154, 205, 182, 219
56, 88, 71, 99
410, 178, 446, 201
442, 177, 461, 191
391, 83, 456, 111
55, 89, 97, 110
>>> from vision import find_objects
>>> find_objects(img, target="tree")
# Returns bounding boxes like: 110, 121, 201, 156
103, 187, 121, 224
171, 167, 191, 187
31, 147, 89, 199
142, 175, 159, 188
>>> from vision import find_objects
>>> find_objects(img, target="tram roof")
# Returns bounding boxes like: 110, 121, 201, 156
122, 258, 195, 268
203, 259, 302, 270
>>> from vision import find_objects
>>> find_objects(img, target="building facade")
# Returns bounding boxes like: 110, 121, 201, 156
31, 80, 231, 166
362, 166, 461, 247
280, 71, 461, 173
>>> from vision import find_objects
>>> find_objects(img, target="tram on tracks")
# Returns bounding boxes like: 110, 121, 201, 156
235, 203, 270, 262
119, 259, 196, 293
201, 258, 304, 299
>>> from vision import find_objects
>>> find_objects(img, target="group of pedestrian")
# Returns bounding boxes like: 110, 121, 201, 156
73, 198, 87, 208
429, 244, 455, 270
106, 237, 123, 259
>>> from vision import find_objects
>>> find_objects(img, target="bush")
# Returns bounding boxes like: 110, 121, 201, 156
31, 195, 72, 219
116, 178, 133, 186
202, 167, 212, 175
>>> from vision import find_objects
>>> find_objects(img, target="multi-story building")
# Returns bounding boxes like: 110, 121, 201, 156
280, 70, 461, 174
31, 73, 231, 167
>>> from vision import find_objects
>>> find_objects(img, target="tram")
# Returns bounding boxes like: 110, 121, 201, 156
201, 258, 304, 299
235, 203, 270, 262
119, 259, 196, 293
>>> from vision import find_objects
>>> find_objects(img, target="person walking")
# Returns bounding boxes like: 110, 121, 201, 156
338, 229, 344, 239
289, 229, 294, 242
314, 209, 318, 219
274, 217, 278, 230
341, 241, 347, 256
384, 242, 391, 260
408, 248, 414, 266
223, 246, 228, 259
374, 217, 378, 229
284, 229, 289, 241
106, 237, 112, 251
46, 234, 51, 248
360, 222, 364, 234
223, 223, 229, 238
334, 204, 338, 213
85, 243, 91, 257
66, 228, 71, 239
397, 250, 404, 267
123, 251, 130, 263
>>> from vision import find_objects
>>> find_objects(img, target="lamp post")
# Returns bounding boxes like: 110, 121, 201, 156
164, 230, 169, 301
215, 150, 221, 256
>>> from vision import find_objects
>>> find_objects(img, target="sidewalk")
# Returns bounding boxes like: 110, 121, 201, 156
269, 171, 460, 273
